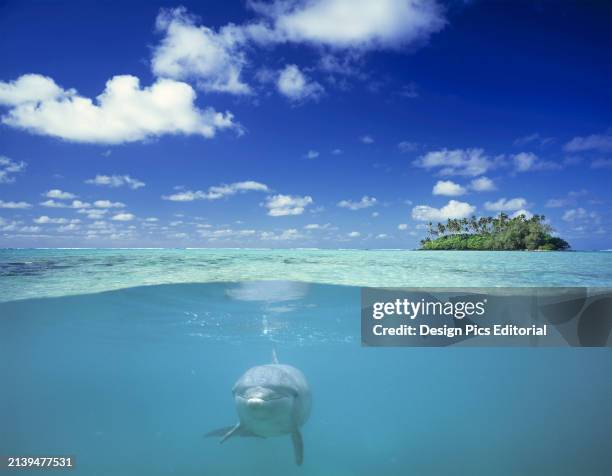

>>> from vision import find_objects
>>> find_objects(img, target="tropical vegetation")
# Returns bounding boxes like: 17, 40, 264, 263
419, 213, 570, 251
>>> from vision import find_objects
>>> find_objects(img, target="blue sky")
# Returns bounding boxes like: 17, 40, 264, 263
0, 0, 611, 249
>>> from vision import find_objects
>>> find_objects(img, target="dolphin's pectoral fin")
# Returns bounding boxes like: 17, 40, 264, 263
205, 423, 263, 443
205, 423, 241, 443
291, 430, 304, 466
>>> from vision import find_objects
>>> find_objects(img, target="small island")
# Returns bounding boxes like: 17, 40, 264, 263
420, 213, 570, 251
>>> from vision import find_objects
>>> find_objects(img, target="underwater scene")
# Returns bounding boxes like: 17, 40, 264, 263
1, 249, 612, 475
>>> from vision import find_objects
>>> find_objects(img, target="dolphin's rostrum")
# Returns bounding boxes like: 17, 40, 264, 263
207, 350, 311, 465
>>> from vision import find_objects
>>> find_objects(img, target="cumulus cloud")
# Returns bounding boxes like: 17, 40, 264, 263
78, 209, 107, 219
0, 74, 237, 144
162, 181, 269, 201
304, 150, 319, 159
484, 197, 527, 212
58, 223, 80, 232
265, 194, 313, 216
564, 131, 612, 153
93, 200, 125, 209
0, 156, 26, 184
512, 152, 559, 172
412, 200, 475, 221
0, 200, 31, 209
562, 208, 600, 223
337, 195, 377, 210
304, 223, 330, 230
198, 227, 257, 240
40, 199, 91, 209
249, 0, 446, 51
260, 228, 303, 241
413, 148, 495, 177
0, 74, 65, 105
45, 189, 76, 200
152, 7, 251, 95
147, 2, 446, 101
545, 190, 587, 208
348, 231, 361, 237
360, 134, 374, 144
111, 213, 135, 222
398, 223, 408, 230
432, 180, 466, 196
277, 64, 323, 101
33, 216, 80, 225
85, 174, 145, 189
469, 176, 496, 192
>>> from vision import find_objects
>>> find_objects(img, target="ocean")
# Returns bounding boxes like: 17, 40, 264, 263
1, 249, 611, 475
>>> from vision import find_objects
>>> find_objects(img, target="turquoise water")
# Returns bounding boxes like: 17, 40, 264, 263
1, 250, 611, 475
1, 249, 612, 302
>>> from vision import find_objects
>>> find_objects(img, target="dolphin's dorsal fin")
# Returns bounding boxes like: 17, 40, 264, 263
272, 347, 279, 364
291, 430, 304, 466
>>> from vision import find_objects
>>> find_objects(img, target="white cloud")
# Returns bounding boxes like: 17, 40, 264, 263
19, 225, 41, 233
376, 233, 389, 239
152, 7, 251, 95
112, 213, 135, 222
277, 64, 323, 101
413, 148, 494, 177
360, 134, 374, 144
93, 200, 125, 209
144, 217, 159, 222
250, 0, 446, 51
562, 208, 600, 223
0, 200, 31, 209
564, 131, 612, 153
0, 74, 64, 105
45, 189, 76, 200
40, 199, 91, 209
337, 195, 377, 210
398, 223, 408, 230
260, 228, 303, 241
33, 216, 80, 225
304, 223, 330, 230
198, 227, 257, 240
432, 180, 466, 196
545, 190, 587, 208
331, 148, 343, 155
304, 150, 319, 159
469, 176, 496, 192
411, 200, 475, 221
0, 74, 237, 144
78, 208, 107, 219
162, 180, 269, 201
512, 152, 559, 172
58, 223, 80, 232
0, 156, 27, 184
265, 194, 313, 216
348, 231, 361, 237
484, 197, 527, 212
85, 174, 145, 189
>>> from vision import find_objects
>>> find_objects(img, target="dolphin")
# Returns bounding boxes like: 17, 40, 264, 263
206, 350, 311, 465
